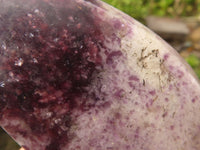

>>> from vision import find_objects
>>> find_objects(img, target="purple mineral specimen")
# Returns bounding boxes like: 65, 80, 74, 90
0, 0, 200, 150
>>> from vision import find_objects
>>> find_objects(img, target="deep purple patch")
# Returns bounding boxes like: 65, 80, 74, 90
170, 125, 174, 130
192, 98, 196, 103
163, 54, 169, 61
129, 75, 139, 81
149, 90, 156, 96
0, 0, 112, 149
106, 51, 123, 65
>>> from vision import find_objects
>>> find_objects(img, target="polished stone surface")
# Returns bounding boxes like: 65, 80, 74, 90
0, 0, 200, 150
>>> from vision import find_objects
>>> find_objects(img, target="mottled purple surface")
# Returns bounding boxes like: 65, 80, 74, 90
0, 0, 109, 149
0, 0, 200, 150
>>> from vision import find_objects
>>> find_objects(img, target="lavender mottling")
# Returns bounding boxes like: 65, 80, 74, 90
114, 89, 124, 98
128, 82, 135, 89
113, 19, 124, 30
149, 90, 156, 96
163, 54, 169, 61
177, 70, 184, 78
192, 98, 196, 103
165, 98, 169, 102
129, 75, 139, 81
106, 51, 123, 65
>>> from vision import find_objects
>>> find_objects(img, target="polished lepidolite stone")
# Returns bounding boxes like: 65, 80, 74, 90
0, 0, 200, 150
